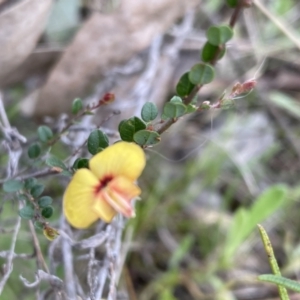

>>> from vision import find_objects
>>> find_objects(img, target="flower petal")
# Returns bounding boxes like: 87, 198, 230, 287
63, 169, 99, 229
102, 176, 141, 218
91, 193, 117, 223
89, 142, 146, 181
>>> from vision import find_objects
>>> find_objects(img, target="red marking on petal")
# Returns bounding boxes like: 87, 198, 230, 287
94, 175, 114, 195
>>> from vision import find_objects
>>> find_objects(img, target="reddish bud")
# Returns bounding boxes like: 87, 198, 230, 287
100, 93, 115, 105
230, 79, 256, 97
242, 79, 256, 91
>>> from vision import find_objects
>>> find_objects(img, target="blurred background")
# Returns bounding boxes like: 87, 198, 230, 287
1, 0, 300, 299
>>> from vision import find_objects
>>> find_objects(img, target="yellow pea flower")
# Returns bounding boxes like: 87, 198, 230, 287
63, 142, 146, 229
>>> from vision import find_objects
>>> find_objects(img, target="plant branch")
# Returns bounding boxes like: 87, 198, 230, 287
48, 96, 110, 147
0, 204, 22, 295
156, 3, 245, 136
28, 221, 50, 273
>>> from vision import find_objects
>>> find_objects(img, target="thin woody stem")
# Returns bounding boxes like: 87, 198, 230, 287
156, 2, 245, 136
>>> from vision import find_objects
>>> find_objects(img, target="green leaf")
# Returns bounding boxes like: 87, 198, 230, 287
206, 25, 234, 46
61, 170, 73, 177
27, 143, 41, 159
169, 235, 194, 269
226, 0, 238, 7
73, 158, 89, 169
30, 184, 45, 198
159, 288, 177, 300
119, 117, 146, 142
170, 96, 183, 104
19, 205, 35, 220
269, 92, 300, 119
38, 196, 53, 208
133, 130, 161, 146
258, 274, 300, 294
46, 156, 67, 170
186, 104, 197, 114
87, 130, 109, 155
189, 63, 215, 85
161, 113, 169, 121
201, 42, 226, 62
41, 206, 54, 218
34, 221, 44, 230
141, 102, 158, 122
163, 102, 187, 118
223, 185, 288, 264
220, 98, 235, 109
176, 72, 196, 97
72, 98, 83, 114
3, 179, 24, 193
24, 178, 37, 191
37, 125, 53, 143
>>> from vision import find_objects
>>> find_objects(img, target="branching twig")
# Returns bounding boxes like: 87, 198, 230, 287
60, 217, 77, 299
107, 217, 124, 300
0, 204, 22, 294
0, 93, 25, 296
20, 269, 64, 290
48, 99, 107, 147
156, 3, 245, 136
88, 247, 96, 300
59, 229, 108, 250
0, 251, 34, 259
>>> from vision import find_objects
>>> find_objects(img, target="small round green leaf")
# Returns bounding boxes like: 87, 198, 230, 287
201, 42, 226, 62
73, 158, 89, 169
3, 179, 24, 193
37, 126, 53, 143
176, 72, 195, 97
186, 104, 197, 114
41, 206, 54, 218
72, 98, 83, 114
119, 117, 146, 142
38, 196, 53, 208
141, 102, 158, 122
189, 63, 215, 85
226, 0, 238, 7
206, 25, 234, 46
163, 102, 187, 118
28, 143, 41, 159
46, 156, 67, 170
133, 130, 161, 146
119, 120, 134, 142
30, 184, 44, 198
87, 130, 109, 155
24, 178, 37, 191
170, 96, 183, 104
19, 205, 35, 220
61, 170, 73, 177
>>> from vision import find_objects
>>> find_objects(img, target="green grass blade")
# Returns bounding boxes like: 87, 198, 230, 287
258, 274, 300, 294
257, 225, 289, 299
